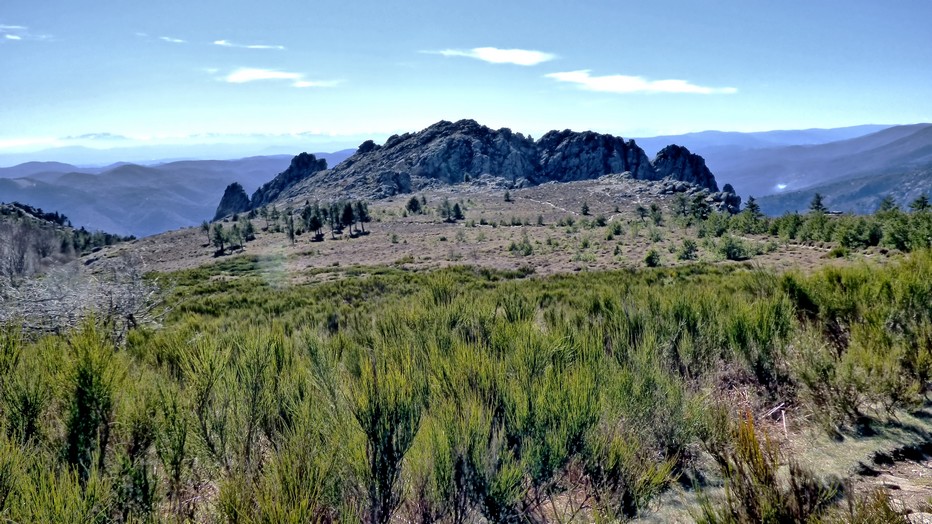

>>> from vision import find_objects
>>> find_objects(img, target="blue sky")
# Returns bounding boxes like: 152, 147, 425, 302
2, 0, 931, 159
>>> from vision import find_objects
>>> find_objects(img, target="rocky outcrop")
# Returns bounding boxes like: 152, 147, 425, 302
536, 130, 655, 183
250, 153, 328, 209
652, 145, 718, 192
234, 119, 731, 208
334, 120, 537, 188
656, 179, 742, 214
213, 182, 251, 220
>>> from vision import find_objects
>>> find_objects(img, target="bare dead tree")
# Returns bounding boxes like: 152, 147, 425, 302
0, 251, 171, 342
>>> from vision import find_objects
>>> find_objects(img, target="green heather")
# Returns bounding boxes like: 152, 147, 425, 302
1, 232, 931, 521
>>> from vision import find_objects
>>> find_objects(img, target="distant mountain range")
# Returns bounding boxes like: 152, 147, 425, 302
3, 121, 931, 236
0, 139, 368, 167
634, 124, 893, 158
0, 151, 354, 237
638, 123, 932, 214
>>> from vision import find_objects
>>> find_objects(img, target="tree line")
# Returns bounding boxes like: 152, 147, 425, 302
202, 199, 372, 255
1, 203, 135, 284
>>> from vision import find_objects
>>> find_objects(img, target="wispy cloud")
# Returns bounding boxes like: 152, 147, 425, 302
225, 68, 301, 83
0, 24, 50, 42
430, 47, 556, 66
159, 36, 186, 44
222, 68, 339, 88
62, 132, 130, 141
293, 79, 341, 88
545, 70, 737, 95
214, 39, 285, 50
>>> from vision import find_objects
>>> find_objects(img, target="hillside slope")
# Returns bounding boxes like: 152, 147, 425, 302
0, 153, 352, 236
704, 123, 932, 198
758, 165, 932, 215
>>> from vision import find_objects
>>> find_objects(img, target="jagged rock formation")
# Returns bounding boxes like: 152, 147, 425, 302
250, 153, 328, 209
535, 129, 655, 183
228, 119, 732, 210
213, 182, 251, 220
652, 145, 719, 192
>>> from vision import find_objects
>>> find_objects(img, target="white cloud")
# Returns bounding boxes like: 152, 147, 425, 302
545, 70, 737, 95
214, 39, 285, 50
293, 79, 341, 88
223, 68, 339, 88
5, 34, 21, 40
225, 68, 302, 83
433, 47, 555, 66
159, 36, 186, 44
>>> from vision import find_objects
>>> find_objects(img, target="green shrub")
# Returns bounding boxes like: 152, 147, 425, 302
65, 320, 121, 483
644, 249, 661, 267
678, 238, 699, 260
697, 415, 838, 524
719, 235, 750, 261
348, 342, 426, 524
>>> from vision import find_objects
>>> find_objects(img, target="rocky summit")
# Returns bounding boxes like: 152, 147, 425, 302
213, 182, 251, 221
214, 119, 737, 217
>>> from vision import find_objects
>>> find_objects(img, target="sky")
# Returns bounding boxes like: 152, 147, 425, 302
2, 0, 931, 162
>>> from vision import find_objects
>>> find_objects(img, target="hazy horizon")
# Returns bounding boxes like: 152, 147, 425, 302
0, 121, 919, 168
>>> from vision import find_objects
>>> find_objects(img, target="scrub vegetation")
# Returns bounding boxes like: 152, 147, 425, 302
1, 239, 930, 521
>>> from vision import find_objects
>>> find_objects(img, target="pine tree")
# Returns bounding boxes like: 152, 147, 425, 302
341, 202, 355, 233
877, 195, 898, 213
636, 205, 648, 222
211, 223, 225, 253
286, 214, 296, 245
745, 196, 762, 219
809, 193, 827, 213
243, 220, 256, 241
354, 201, 371, 233
910, 194, 930, 212
309, 214, 323, 238
406, 196, 422, 214
649, 203, 663, 226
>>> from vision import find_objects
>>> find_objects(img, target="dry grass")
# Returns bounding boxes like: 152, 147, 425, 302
91, 177, 860, 279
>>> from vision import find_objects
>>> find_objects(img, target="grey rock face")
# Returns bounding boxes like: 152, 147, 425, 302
372, 170, 412, 198
536, 130, 655, 183
250, 152, 328, 209
322, 120, 671, 195
232, 119, 728, 206
652, 145, 719, 192
213, 182, 251, 220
